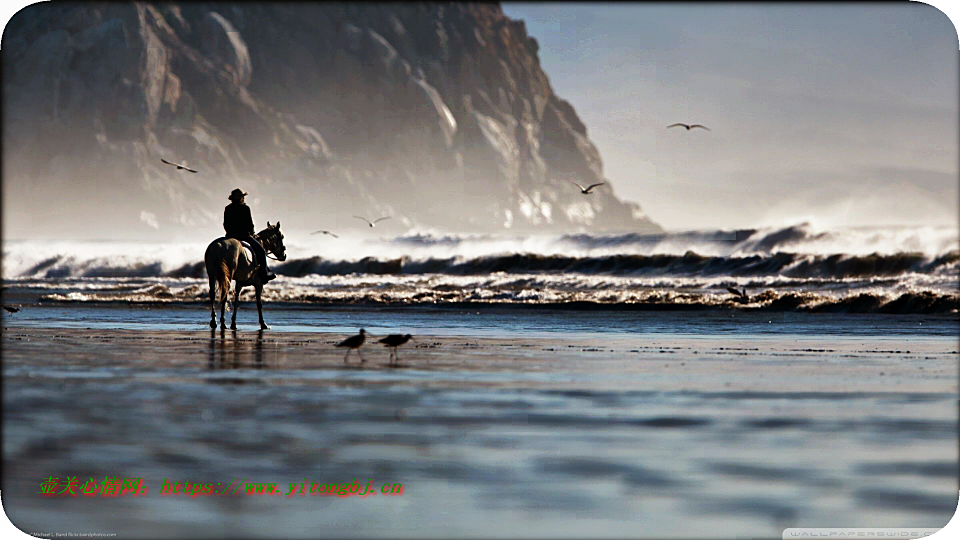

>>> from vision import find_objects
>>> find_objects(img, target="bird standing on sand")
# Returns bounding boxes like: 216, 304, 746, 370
726, 287, 749, 304
571, 181, 604, 194
3, 305, 21, 314
379, 334, 412, 364
160, 158, 198, 173
311, 230, 339, 238
353, 216, 391, 228
337, 329, 366, 363
667, 123, 710, 131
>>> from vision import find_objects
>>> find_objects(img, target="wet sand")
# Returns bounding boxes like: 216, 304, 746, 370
3, 324, 958, 538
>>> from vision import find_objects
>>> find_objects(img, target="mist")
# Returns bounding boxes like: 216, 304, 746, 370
502, 3, 959, 231
2, 3, 663, 242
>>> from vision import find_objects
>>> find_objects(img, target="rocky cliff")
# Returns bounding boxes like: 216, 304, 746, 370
2, 2, 661, 239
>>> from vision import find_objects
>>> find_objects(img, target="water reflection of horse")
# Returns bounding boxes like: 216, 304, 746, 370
208, 329, 266, 369
205, 222, 287, 330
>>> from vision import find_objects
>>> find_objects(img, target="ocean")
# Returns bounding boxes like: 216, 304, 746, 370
3, 223, 958, 314
2, 222, 958, 538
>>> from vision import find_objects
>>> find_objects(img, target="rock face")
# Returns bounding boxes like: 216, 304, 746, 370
2, 3, 661, 239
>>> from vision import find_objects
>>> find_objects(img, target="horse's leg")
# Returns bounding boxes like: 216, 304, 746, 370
231, 285, 242, 330
255, 284, 269, 330
208, 277, 217, 329
219, 282, 229, 329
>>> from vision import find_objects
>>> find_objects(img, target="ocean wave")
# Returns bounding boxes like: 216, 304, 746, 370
9, 250, 957, 281
34, 281, 959, 315
5, 224, 957, 279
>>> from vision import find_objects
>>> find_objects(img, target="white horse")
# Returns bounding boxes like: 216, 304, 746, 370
204, 222, 287, 330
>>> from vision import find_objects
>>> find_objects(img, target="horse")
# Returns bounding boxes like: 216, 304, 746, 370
204, 221, 287, 330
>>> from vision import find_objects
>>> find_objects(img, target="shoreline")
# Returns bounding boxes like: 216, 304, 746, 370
4, 296, 960, 316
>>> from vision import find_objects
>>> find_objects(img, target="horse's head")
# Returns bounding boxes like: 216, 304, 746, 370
259, 221, 287, 261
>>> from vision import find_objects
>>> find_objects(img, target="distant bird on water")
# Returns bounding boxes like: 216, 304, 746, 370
571, 181, 604, 194
337, 329, 366, 363
160, 158, 198, 173
311, 230, 339, 238
354, 216, 391, 228
3, 305, 21, 314
667, 123, 710, 131
379, 334, 412, 364
726, 287, 749, 304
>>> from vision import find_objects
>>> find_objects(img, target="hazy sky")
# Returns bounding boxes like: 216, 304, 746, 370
501, 3, 959, 231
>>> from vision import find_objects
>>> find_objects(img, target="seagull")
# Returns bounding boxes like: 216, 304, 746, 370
160, 158, 198, 173
353, 216, 391, 228
311, 230, 339, 238
726, 287, 749, 304
667, 123, 711, 131
378, 334, 412, 364
336, 329, 366, 363
3, 305, 21, 314
571, 181, 604, 194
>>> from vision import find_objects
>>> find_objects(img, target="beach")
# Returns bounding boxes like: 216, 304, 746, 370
3, 305, 957, 538
5, 1, 959, 537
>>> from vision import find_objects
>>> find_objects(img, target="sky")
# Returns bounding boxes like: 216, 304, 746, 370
501, 3, 959, 231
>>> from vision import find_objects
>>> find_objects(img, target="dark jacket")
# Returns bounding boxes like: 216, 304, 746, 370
224, 202, 255, 238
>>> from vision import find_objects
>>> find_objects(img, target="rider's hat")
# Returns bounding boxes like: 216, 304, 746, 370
228, 188, 247, 201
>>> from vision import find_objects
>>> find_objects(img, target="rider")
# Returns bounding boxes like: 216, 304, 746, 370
224, 188, 276, 283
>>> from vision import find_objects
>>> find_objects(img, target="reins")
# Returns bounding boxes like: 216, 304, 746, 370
255, 228, 284, 261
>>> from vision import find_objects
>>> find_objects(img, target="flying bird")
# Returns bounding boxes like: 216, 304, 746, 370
571, 182, 605, 194
353, 216, 391, 228
336, 329, 367, 363
311, 230, 339, 238
726, 287, 749, 304
667, 123, 711, 131
378, 334, 413, 364
160, 158, 198, 173
3, 305, 21, 314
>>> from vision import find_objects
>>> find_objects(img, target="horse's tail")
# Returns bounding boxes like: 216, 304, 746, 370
216, 259, 230, 303
205, 240, 232, 304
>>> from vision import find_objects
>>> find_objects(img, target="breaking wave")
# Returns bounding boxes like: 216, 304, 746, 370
31, 280, 960, 314
6, 249, 958, 282
4, 223, 958, 279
